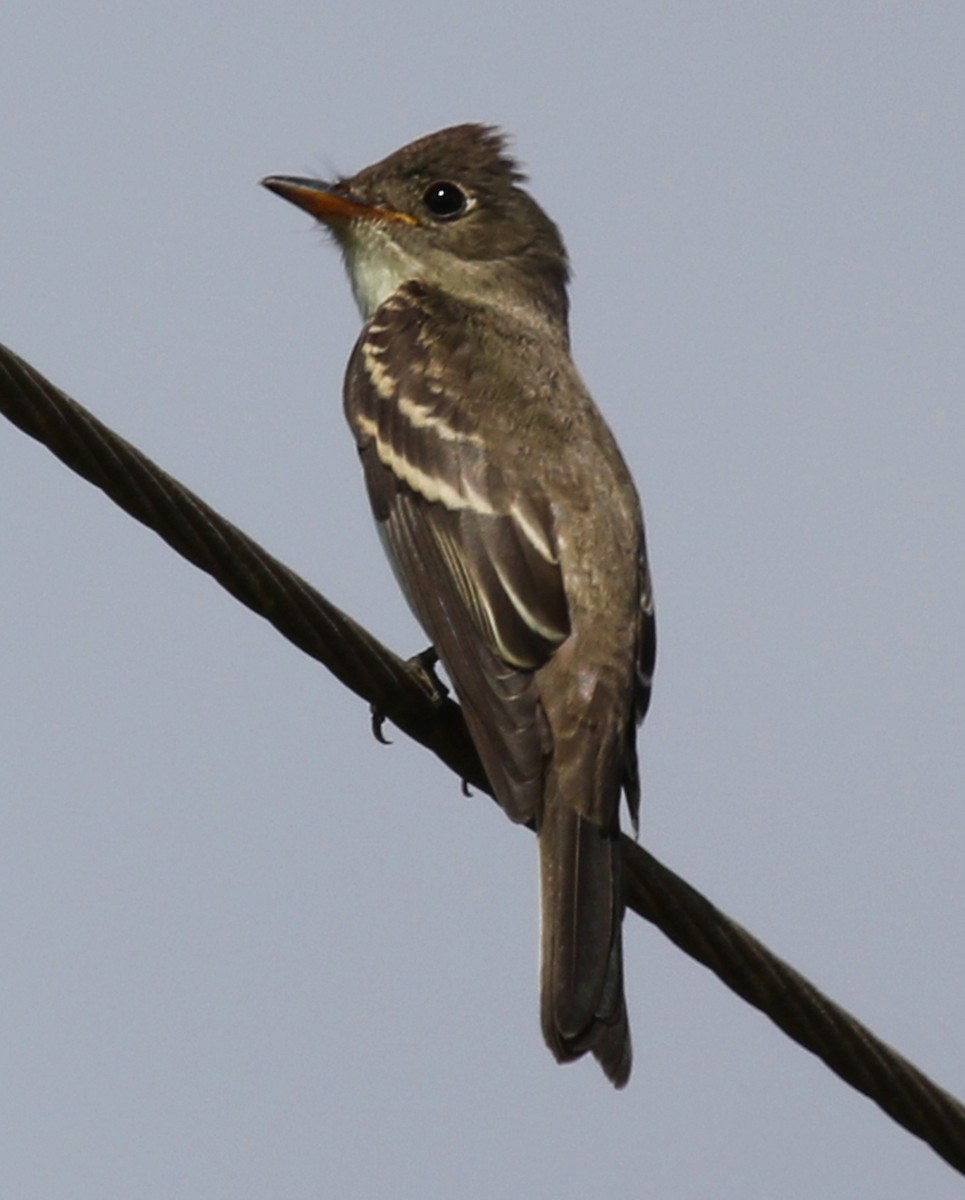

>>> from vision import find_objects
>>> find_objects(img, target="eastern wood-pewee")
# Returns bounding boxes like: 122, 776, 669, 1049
263, 124, 655, 1087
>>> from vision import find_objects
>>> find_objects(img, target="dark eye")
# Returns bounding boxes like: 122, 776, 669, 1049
423, 180, 469, 220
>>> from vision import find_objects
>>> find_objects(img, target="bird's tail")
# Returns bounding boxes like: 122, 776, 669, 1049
538, 797, 631, 1087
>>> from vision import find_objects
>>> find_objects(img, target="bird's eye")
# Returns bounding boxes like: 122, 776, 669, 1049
422, 181, 469, 220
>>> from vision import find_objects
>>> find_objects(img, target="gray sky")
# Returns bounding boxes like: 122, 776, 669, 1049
3, 4, 963, 1197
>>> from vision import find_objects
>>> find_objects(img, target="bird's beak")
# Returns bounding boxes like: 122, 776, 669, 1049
260, 176, 417, 227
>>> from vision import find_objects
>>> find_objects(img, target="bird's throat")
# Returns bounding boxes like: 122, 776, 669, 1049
341, 224, 422, 320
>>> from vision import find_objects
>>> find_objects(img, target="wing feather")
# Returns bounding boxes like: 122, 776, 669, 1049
345, 284, 570, 821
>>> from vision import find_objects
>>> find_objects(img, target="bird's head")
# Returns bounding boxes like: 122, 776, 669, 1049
262, 124, 570, 327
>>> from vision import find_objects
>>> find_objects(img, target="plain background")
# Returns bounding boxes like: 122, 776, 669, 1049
2, 4, 963, 1197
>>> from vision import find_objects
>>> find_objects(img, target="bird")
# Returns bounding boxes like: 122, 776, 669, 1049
262, 124, 655, 1087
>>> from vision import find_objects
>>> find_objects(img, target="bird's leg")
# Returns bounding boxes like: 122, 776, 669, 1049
369, 645, 449, 744
408, 645, 448, 700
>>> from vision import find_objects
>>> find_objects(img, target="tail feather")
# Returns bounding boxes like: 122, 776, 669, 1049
539, 799, 631, 1087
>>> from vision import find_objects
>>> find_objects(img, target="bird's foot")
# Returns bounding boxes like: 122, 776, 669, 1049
369, 645, 449, 745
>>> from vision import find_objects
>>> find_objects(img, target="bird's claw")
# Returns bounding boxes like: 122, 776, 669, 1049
370, 707, 392, 745
369, 646, 448, 746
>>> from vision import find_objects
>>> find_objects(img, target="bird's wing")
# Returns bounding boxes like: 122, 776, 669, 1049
618, 544, 656, 831
343, 286, 570, 823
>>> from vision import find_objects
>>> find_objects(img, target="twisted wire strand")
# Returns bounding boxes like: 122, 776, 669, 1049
2, 341, 963, 1175
0, 344, 484, 789
623, 843, 965, 1172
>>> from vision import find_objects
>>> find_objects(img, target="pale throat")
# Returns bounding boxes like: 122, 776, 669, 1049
340, 224, 423, 320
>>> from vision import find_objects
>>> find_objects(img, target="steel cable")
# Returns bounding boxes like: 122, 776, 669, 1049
2, 341, 963, 1175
